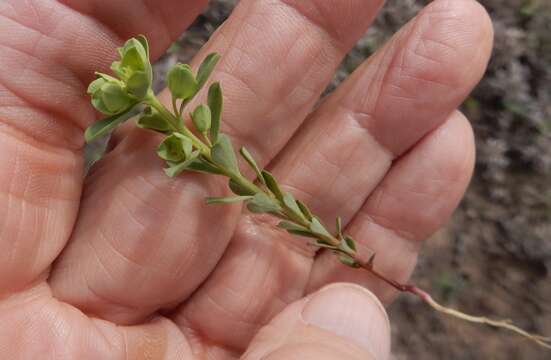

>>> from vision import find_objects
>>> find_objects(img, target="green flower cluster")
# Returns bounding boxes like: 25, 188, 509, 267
88, 36, 152, 115
84, 36, 222, 172
84, 35, 360, 268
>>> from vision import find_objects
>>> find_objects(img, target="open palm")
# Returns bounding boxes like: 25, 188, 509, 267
0, 0, 493, 359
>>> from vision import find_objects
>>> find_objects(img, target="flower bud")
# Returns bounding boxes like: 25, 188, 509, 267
167, 63, 198, 100
88, 75, 134, 115
120, 38, 148, 71
137, 106, 170, 132
157, 133, 193, 162
101, 82, 134, 114
126, 71, 150, 98
191, 104, 211, 133
111, 37, 152, 98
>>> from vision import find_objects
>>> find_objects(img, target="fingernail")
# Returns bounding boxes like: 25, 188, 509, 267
301, 283, 390, 359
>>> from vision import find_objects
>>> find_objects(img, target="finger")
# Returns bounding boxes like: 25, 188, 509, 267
242, 283, 390, 360
174, 0, 491, 350
270, 0, 492, 224
308, 111, 475, 303
0, 283, 193, 359
60, 0, 207, 57
0, 0, 206, 141
0, 0, 204, 295
50, 0, 384, 325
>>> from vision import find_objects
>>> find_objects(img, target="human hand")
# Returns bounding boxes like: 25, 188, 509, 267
0, 0, 492, 358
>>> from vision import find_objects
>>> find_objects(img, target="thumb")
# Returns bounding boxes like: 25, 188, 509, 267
242, 283, 390, 360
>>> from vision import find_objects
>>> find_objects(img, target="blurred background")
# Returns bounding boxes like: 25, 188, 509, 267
148, 0, 551, 358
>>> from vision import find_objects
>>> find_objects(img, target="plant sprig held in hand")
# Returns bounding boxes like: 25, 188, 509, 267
85, 36, 551, 350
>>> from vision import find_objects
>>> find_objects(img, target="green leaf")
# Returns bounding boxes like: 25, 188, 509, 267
196, 53, 221, 89
340, 235, 357, 254
206, 195, 252, 204
99, 82, 134, 115
126, 71, 150, 98
229, 179, 256, 196
211, 134, 239, 173
261, 170, 283, 200
164, 150, 200, 177
297, 200, 313, 222
191, 104, 211, 133
246, 193, 282, 214
338, 253, 359, 268
93, 72, 119, 84
168, 63, 198, 100
137, 106, 170, 132
88, 77, 106, 95
84, 105, 138, 143
136, 35, 150, 58
309, 217, 333, 241
164, 165, 184, 178
208, 82, 222, 143
110, 60, 125, 79
157, 133, 193, 162
186, 157, 225, 175
110, 37, 152, 94
240, 147, 264, 184
278, 221, 309, 232
345, 236, 356, 251
288, 229, 320, 239
120, 47, 143, 71
119, 38, 148, 71
315, 240, 337, 250
88, 77, 112, 115
282, 193, 307, 222
280, 222, 320, 239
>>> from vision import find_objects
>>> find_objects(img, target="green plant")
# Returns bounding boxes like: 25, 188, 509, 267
85, 36, 551, 350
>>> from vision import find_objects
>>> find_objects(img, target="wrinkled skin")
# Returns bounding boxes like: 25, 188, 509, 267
0, 0, 492, 359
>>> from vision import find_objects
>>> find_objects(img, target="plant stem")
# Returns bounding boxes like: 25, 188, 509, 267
146, 92, 211, 156
355, 255, 551, 349
172, 96, 179, 118
148, 90, 551, 350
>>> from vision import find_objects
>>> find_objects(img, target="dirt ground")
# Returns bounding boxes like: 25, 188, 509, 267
149, 0, 551, 358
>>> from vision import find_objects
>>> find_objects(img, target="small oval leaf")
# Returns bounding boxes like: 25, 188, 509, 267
278, 221, 309, 232
126, 71, 149, 98
163, 150, 200, 177
208, 82, 223, 143
246, 193, 282, 214
136, 35, 150, 58
85, 105, 139, 143
191, 104, 211, 133
186, 157, 225, 175
297, 200, 313, 222
197, 53, 221, 89
229, 179, 255, 196
261, 170, 283, 200
137, 106, 170, 132
240, 147, 265, 184
206, 195, 252, 205
211, 134, 239, 174
339, 235, 357, 254
168, 63, 198, 100
338, 253, 359, 268
282, 193, 307, 223
288, 229, 320, 239
309, 217, 333, 242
